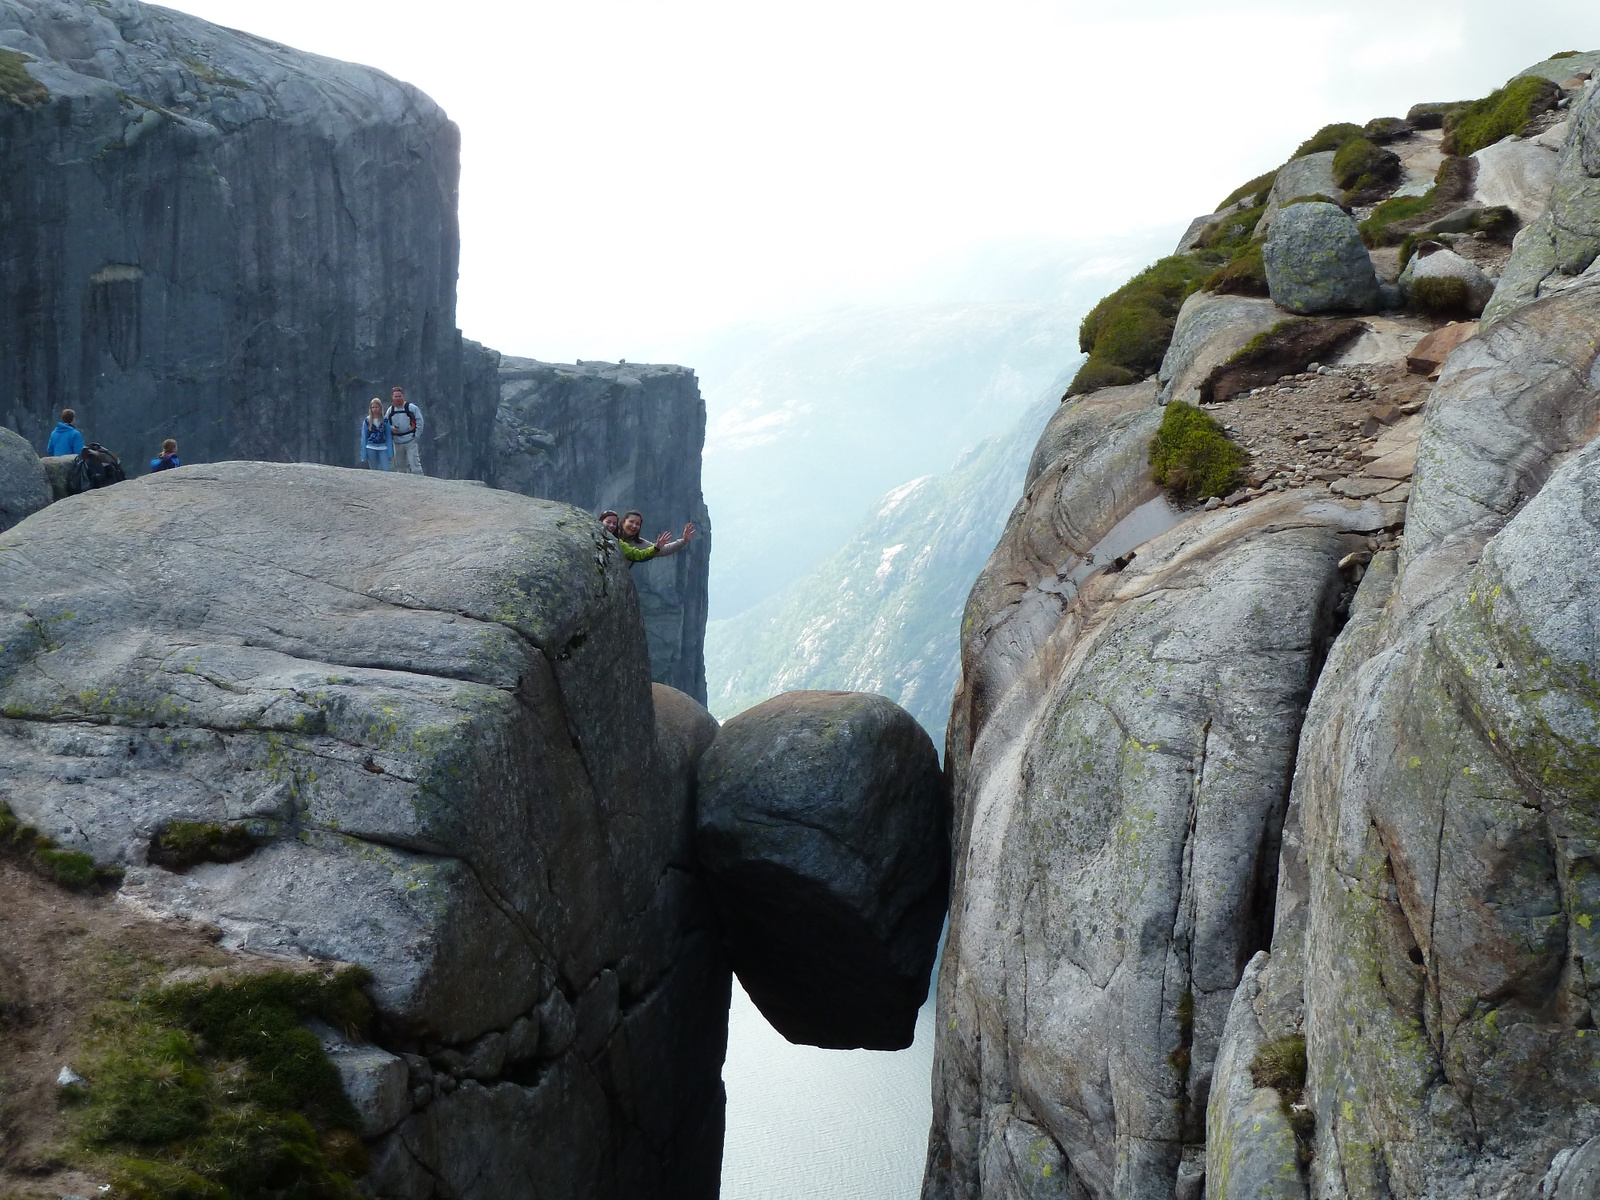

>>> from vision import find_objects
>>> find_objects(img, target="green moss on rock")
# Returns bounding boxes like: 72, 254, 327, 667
0, 48, 49, 107
148, 822, 262, 873
1332, 136, 1401, 198
0, 801, 122, 891
1410, 275, 1476, 316
1200, 243, 1268, 298
1067, 256, 1211, 396
1360, 191, 1436, 247
78, 966, 373, 1198
1294, 122, 1364, 158
1149, 401, 1247, 502
1443, 75, 1561, 156
1217, 170, 1279, 212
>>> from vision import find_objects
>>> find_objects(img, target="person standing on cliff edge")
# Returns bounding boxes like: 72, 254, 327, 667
386, 386, 424, 475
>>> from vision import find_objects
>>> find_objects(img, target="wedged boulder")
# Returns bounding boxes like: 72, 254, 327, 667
1156, 292, 1284, 407
1486, 81, 1600, 320
695, 689, 948, 1050
0, 462, 729, 1198
1398, 246, 1494, 314
1263, 202, 1382, 314
0, 427, 50, 531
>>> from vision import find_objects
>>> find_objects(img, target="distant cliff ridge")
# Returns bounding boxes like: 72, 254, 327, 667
493, 357, 712, 703
0, 0, 501, 480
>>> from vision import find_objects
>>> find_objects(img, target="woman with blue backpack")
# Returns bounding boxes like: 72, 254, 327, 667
360, 398, 392, 470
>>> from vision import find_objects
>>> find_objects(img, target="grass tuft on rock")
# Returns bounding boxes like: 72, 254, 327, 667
148, 821, 262, 873
1443, 75, 1561, 156
1293, 122, 1364, 158
0, 48, 49, 107
1216, 170, 1278, 212
1200, 243, 1268, 297
1149, 402, 1247, 502
1068, 256, 1211, 396
0, 800, 122, 891
1332, 136, 1401, 200
1410, 275, 1476, 317
1360, 191, 1436, 247
1250, 1034, 1314, 1161
1407, 101, 1469, 130
75, 965, 374, 1198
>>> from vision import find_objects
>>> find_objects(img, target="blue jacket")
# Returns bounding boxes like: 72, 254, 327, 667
361, 415, 393, 456
46, 422, 83, 457
150, 453, 180, 472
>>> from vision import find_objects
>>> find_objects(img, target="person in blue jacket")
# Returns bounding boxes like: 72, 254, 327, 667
150, 439, 180, 471
46, 409, 83, 457
360, 398, 392, 470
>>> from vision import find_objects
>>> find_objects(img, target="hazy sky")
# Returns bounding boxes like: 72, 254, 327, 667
164, 0, 1598, 362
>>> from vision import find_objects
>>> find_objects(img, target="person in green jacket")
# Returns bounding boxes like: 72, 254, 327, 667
603, 509, 694, 564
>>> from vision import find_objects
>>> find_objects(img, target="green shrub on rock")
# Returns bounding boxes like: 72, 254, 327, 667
1149, 401, 1247, 502
0, 800, 121, 891
1216, 169, 1279, 212
77, 966, 373, 1198
1443, 75, 1561, 155
0, 48, 49, 107
1294, 122, 1364, 158
1201, 243, 1268, 297
1359, 190, 1436, 246
1362, 116, 1411, 142
1068, 256, 1211, 396
1407, 101, 1468, 130
1410, 275, 1476, 316
148, 821, 261, 872
1250, 1034, 1314, 1158
1332, 136, 1401, 198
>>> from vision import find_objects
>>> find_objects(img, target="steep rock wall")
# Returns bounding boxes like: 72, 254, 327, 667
493, 357, 711, 702
0, 464, 729, 1198
0, 0, 499, 480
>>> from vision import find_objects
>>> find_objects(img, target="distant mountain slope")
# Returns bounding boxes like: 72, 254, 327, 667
705, 391, 1060, 737
692, 234, 1174, 619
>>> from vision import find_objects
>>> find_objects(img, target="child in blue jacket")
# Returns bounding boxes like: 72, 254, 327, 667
150, 439, 180, 471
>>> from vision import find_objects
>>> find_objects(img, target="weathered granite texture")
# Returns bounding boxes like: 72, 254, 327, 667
695, 690, 948, 1050
0, 0, 499, 479
1264, 202, 1381, 315
492, 357, 711, 702
0, 426, 50, 530
927, 381, 1398, 1200
1486, 82, 1600, 320
0, 463, 729, 1199
1277, 279, 1600, 1200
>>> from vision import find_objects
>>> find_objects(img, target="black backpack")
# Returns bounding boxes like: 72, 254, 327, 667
70, 443, 126, 493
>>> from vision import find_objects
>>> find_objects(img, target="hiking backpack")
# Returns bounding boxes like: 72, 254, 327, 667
70, 443, 126, 493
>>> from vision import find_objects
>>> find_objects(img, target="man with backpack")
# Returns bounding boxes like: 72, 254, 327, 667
385, 386, 424, 475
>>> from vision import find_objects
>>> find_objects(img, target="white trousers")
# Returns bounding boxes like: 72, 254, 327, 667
393, 439, 424, 475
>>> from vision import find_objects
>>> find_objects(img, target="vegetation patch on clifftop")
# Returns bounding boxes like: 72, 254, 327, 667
0, 801, 122, 892
80, 965, 372, 1199
0, 49, 49, 107
1067, 257, 1210, 396
1442, 74, 1560, 156
1149, 401, 1247, 502
1250, 1034, 1314, 1161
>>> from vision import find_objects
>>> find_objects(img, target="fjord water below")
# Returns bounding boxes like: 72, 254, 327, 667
720, 981, 937, 1198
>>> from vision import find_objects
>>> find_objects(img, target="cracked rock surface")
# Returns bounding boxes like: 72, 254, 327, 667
0, 462, 729, 1199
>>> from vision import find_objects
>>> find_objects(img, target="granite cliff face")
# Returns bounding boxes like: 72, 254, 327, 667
493, 358, 712, 703
0, 464, 729, 1198
0, 0, 498, 479
927, 61, 1600, 1200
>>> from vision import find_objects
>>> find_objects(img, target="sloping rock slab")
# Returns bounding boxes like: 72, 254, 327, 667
0, 462, 650, 1038
695, 690, 948, 1050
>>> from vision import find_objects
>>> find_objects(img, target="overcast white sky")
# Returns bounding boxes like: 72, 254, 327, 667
164, 0, 1598, 363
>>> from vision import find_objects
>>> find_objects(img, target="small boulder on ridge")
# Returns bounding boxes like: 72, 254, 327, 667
1263, 201, 1383, 314
695, 690, 949, 1050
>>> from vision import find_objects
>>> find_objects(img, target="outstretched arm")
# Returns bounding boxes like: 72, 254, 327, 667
654, 523, 696, 557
